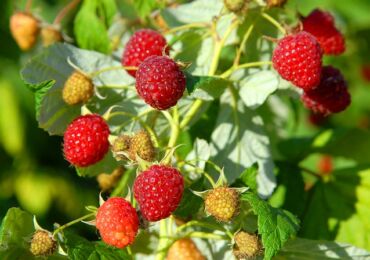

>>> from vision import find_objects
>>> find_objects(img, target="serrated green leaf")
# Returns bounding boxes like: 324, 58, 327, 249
64, 231, 130, 260
210, 91, 276, 197
99, 0, 118, 26
241, 192, 300, 260
21, 43, 133, 135
234, 163, 259, 192
277, 238, 370, 259
74, 0, 111, 53
239, 71, 279, 109
300, 165, 370, 250
185, 73, 229, 101
75, 151, 119, 178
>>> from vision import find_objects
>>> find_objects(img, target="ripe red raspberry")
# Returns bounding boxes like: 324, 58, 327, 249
133, 165, 184, 221
96, 197, 139, 248
301, 66, 351, 115
136, 56, 186, 110
272, 31, 323, 90
302, 9, 345, 55
122, 29, 169, 77
63, 114, 110, 167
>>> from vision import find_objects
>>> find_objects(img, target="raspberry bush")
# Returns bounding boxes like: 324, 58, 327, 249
1, 0, 370, 259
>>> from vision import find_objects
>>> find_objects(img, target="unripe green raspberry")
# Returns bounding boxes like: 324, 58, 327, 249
41, 25, 63, 47
129, 130, 155, 162
204, 187, 239, 222
112, 134, 131, 161
223, 0, 247, 13
233, 231, 263, 259
30, 230, 57, 256
62, 71, 94, 105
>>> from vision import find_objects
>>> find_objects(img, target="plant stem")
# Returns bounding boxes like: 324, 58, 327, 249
300, 166, 322, 180
53, 0, 80, 25
234, 24, 255, 67
111, 169, 132, 197
220, 60, 272, 78
25, 0, 33, 12
155, 220, 168, 260
163, 22, 207, 35
162, 108, 180, 164
90, 66, 137, 78
52, 212, 96, 237
187, 231, 228, 240
261, 13, 286, 35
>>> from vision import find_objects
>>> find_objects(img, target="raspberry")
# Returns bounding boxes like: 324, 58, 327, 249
63, 114, 110, 167
133, 165, 184, 221
97, 167, 124, 191
361, 64, 370, 82
302, 9, 345, 55
10, 12, 39, 51
41, 25, 63, 47
96, 197, 139, 248
167, 238, 205, 260
272, 31, 323, 90
136, 56, 186, 110
62, 71, 94, 105
112, 134, 131, 161
233, 231, 263, 259
129, 130, 155, 162
301, 66, 351, 115
30, 230, 57, 256
223, 0, 247, 13
204, 187, 239, 222
122, 29, 169, 77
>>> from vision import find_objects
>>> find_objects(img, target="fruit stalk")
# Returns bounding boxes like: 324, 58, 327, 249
53, 0, 81, 25
52, 212, 96, 237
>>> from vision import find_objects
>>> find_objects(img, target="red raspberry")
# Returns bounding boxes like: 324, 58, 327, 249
63, 114, 110, 167
133, 165, 184, 221
136, 56, 186, 110
361, 64, 370, 82
308, 111, 328, 127
122, 29, 169, 77
96, 197, 139, 248
272, 31, 323, 90
302, 9, 345, 55
301, 66, 351, 115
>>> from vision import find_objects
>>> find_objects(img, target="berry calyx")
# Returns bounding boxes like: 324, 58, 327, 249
272, 31, 323, 90
133, 165, 184, 221
122, 29, 169, 77
30, 230, 57, 256
167, 238, 205, 260
204, 187, 240, 222
301, 66, 351, 115
266, 0, 287, 8
96, 197, 139, 248
10, 12, 39, 51
302, 9, 345, 55
233, 231, 263, 259
62, 71, 94, 105
41, 25, 63, 47
129, 130, 155, 162
136, 56, 186, 110
63, 114, 110, 167
112, 134, 131, 161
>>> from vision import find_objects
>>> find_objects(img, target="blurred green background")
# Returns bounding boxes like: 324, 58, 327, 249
0, 0, 369, 247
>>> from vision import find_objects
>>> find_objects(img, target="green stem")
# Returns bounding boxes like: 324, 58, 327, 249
156, 220, 168, 260
90, 66, 137, 78
98, 85, 135, 90
52, 212, 96, 237
176, 220, 226, 234
187, 231, 228, 240
162, 108, 180, 164
163, 22, 208, 35
221, 61, 272, 78
234, 24, 255, 67
110, 169, 132, 197
261, 13, 286, 35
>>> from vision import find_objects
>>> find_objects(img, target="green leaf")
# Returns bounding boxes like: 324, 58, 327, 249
185, 138, 211, 172
239, 71, 279, 109
74, 0, 111, 53
241, 192, 300, 260
133, 0, 160, 19
277, 238, 370, 259
0, 208, 34, 259
64, 231, 130, 259
210, 91, 276, 197
234, 163, 259, 193
21, 43, 133, 135
174, 177, 204, 218
300, 165, 370, 250
99, 0, 118, 26
75, 151, 119, 177
161, 0, 223, 25
185, 73, 229, 101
